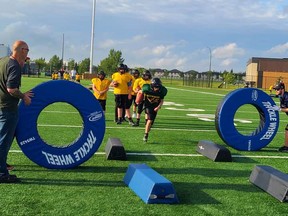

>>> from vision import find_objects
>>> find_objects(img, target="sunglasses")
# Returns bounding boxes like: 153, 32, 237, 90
22, 48, 29, 52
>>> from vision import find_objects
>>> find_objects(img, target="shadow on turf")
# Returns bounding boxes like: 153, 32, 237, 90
20, 178, 125, 187
14, 165, 257, 205
14, 164, 129, 173
156, 167, 251, 177
126, 151, 158, 161
162, 167, 255, 204
174, 182, 256, 205
14, 165, 129, 186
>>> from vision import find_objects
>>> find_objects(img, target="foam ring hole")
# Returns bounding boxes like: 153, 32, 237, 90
37, 102, 83, 147
234, 104, 264, 136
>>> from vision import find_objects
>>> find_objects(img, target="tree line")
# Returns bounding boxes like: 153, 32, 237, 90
30, 48, 245, 85
31, 49, 126, 75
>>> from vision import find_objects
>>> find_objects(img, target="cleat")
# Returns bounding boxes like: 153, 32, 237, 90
133, 122, 139, 127
278, 146, 288, 152
7, 164, 14, 171
143, 134, 148, 142
129, 121, 136, 126
0, 174, 21, 183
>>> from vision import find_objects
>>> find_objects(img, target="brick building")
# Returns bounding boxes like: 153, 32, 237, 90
246, 57, 288, 89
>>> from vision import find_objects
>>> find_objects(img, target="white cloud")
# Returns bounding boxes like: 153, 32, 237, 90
175, 57, 188, 68
220, 58, 238, 68
2, 0, 288, 72
132, 34, 148, 41
213, 43, 245, 59
0, 11, 26, 19
266, 43, 288, 54
145, 51, 188, 70
98, 39, 119, 49
97, 0, 288, 27
150, 57, 175, 69
3, 21, 27, 34
152, 45, 173, 56
136, 44, 174, 57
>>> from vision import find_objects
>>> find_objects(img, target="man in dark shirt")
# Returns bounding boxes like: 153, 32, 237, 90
141, 78, 167, 142
0, 40, 33, 183
272, 83, 288, 152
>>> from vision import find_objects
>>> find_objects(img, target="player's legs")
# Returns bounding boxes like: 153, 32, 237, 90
143, 108, 157, 142
279, 124, 288, 152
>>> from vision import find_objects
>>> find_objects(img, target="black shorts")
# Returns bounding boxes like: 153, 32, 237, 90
145, 106, 158, 121
137, 102, 144, 114
132, 95, 137, 106
97, 99, 106, 111
126, 95, 136, 109
114, 94, 130, 109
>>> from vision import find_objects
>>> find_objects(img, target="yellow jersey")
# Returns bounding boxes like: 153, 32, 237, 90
76, 74, 81, 81
111, 72, 132, 95
133, 78, 151, 93
64, 73, 70, 80
131, 77, 140, 96
92, 78, 111, 100
52, 73, 58, 80
269, 85, 273, 91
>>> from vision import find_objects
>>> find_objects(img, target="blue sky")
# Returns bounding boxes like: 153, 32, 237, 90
1, 0, 288, 72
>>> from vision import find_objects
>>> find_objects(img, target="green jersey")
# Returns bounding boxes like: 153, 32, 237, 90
142, 84, 167, 108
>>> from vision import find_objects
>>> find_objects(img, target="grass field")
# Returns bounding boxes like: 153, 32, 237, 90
1, 77, 288, 216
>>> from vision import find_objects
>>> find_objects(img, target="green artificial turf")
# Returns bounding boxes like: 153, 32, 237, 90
1, 77, 288, 216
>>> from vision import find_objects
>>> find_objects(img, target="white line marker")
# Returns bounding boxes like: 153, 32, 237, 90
167, 87, 225, 97
9, 150, 288, 159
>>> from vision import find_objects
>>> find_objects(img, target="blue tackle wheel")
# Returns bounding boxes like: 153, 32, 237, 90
15, 80, 105, 169
215, 88, 279, 151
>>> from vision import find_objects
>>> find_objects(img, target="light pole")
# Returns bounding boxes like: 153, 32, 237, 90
207, 47, 212, 72
207, 47, 212, 88
89, 0, 96, 74
61, 33, 64, 69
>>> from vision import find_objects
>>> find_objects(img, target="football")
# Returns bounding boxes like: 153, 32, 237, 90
134, 87, 141, 93
113, 81, 119, 87
135, 91, 144, 104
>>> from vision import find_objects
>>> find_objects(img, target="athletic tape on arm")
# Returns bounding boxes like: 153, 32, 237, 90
215, 88, 279, 151
15, 80, 105, 169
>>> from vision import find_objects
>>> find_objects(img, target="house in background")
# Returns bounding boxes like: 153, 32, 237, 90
0, 44, 11, 58
246, 57, 288, 89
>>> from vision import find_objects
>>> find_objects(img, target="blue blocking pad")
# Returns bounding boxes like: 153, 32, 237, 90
124, 164, 179, 204
15, 80, 105, 169
215, 88, 279, 151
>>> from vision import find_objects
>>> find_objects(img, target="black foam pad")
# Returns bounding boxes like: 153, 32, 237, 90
197, 140, 232, 162
105, 138, 127, 160
250, 165, 288, 202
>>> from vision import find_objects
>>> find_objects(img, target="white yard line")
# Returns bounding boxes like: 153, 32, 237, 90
37, 124, 216, 132
38, 124, 83, 128
42, 111, 78, 114
167, 87, 226, 97
37, 124, 285, 134
9, 150, 288, 159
